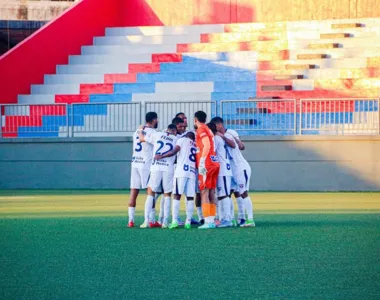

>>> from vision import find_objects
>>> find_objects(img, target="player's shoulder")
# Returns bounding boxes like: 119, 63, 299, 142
225, 129, 239, 138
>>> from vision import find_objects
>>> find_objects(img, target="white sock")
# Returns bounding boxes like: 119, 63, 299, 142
144, 195, 154, 223
186, 200, 194, 224
217, 201, 223, 221
172, 199, 180, 222
158, 195, 165, 223
197, 207, 204, 221
236, 197, 245, 220
221, 197, 231, 221
164, 196, 171, 224
149, 208, 156, 223
205, 216, 215, 223
230, 199, 235, 220
128, 207, 135, 222
244, 196, 254, 220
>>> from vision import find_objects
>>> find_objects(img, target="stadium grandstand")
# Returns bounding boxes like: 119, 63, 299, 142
0, 0, 379, 138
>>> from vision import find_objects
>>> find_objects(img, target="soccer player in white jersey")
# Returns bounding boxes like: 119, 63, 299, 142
140, 124, 178, 228
128, 112, 158, 228
176, 112, 204, 224
211, 117, 255, 227
207, 122, 234, 228
155, 131, 197, 229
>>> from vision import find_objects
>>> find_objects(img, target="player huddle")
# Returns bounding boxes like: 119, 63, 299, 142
128, 110, 255, 229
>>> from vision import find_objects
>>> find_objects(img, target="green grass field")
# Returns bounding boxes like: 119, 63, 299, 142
0, 191, 379, 299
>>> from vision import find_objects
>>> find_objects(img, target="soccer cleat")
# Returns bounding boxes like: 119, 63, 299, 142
152, 221, 162, 228
177, 217, 185, 226
199, 219, 205, 225
161, 223, 169, 229
128, 221, 134, 228
184, 223, 191, 229
217, 220, 233, 228
231, 219, 237, 227
191, 218, 199, 225
238, 219, 246, 227
169, 221, 179, 229
140, 222, 151, 228
215, 219, 221, 227
241, 219, 256, 227
198, 222, 216, 229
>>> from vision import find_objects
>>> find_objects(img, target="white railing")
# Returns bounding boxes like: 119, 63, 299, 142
220, 99, 297, 135
145, 101, 217, 131
71, 102, 141, 137
300, 98, 380, 135
1, 98, 379, 138
0, 104, 69, 138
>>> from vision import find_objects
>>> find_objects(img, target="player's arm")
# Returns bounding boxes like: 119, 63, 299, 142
155, 145, 180, 160
234, 137, 245, 150
137, 125, 146, 142
216, 132, 236, 149
198, 136, 211, 176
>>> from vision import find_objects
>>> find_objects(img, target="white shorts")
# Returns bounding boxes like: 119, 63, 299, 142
232, 167, 251, 194
148, 171, 174, 194
173, 177, 196, 198
130, 167, 150, 190
217, 175, 232, 198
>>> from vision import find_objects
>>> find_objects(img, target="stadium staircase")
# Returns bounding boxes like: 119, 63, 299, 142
2, 18, 380, 137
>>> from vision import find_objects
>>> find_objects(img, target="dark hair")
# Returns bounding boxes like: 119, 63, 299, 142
194, 111, 207, 123
146, 112, 158, 123
185, 131, 195, 140
207, 122, 217, 135
175, 112, 185, 118
167, 124, 177, 131
211, 116, 223, 124
172, 117, 184, 125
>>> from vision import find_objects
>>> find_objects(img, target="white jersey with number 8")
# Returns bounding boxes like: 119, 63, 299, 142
174, 137, 197, 179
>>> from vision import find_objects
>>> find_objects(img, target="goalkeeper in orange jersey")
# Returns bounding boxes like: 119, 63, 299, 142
193, 111, 220, 229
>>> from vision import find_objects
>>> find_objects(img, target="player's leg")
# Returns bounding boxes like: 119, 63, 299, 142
198, 164, 219, 229
128, 167, 141, 227
240, 167, 255, 227
141, 171, 159, 228
217, 176, 233, 228
161, 171, 173, 228
194, 174, 204, 224
184, 178, 196, 229
232, 171, 247, 226
169, 177, 183, 229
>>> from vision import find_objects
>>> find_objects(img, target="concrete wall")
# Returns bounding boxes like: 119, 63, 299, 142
0, 136, 379, 191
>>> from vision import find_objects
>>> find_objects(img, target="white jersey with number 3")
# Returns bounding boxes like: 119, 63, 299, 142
132, 127, 156, 169
151, 132, 178, 173
214, 135, 233, 177
174, 137, 197, 179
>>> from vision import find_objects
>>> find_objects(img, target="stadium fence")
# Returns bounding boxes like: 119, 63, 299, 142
0, 98, 379, 138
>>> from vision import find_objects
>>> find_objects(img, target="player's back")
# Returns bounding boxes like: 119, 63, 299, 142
224, 129, 249, 170
151, 131, 177, 172
214, 135, 233, 177
175, 137, 197, 179
132, 127, 156, 169
195, 124, 217, 165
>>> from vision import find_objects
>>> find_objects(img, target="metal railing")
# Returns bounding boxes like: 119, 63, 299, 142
1, 98, 380, 138
0, 104, 69, 138
300, 98, 380, 135
145, 101, 216, 131
71, 103, 141, 137
220, 99, 297, 135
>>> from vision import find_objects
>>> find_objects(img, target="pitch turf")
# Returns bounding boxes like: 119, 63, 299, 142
0, 191, 379, 299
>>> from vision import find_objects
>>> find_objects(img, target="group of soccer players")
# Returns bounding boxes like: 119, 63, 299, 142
128, 110, 255, 229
